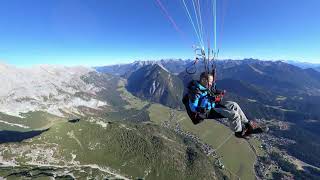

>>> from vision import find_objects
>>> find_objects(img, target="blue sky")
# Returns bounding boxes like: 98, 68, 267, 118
0, 0, 319, 67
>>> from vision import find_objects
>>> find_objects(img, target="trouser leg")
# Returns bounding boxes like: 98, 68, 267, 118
212, 101, 249, 132
223, 101, 249, 123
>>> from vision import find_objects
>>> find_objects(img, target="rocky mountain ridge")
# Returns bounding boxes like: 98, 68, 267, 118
0, 64, 106, 117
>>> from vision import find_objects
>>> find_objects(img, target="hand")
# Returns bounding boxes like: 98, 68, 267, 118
218, 90, 226, 95
215, 95, 222, 102
198, 107, 207, 114
198, 113, 207, 119
213, 89, 226, 95
215, 90, 226, 102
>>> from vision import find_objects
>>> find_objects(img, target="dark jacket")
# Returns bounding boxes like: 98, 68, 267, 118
182, 80, 215, 124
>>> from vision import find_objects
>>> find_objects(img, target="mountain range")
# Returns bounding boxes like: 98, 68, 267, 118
0, 63, 107, 118
283, 60, 320, 71
97, 58, 320, 174
0, 63, 227, 179
1, 59, 320, 179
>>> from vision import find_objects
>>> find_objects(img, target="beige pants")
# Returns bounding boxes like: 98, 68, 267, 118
213, 101, 249, 132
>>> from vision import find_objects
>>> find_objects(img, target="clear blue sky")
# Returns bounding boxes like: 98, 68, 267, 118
0, 0, 319, 67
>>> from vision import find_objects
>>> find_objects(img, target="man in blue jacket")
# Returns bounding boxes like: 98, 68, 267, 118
182, 72, 264, 138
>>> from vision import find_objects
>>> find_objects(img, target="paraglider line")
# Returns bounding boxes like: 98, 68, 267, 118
155, 0, 187, 41
182, 0, 204, 47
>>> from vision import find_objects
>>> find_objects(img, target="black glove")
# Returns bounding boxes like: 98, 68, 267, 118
212, 89, 226, 95
198, 112, 208, 119
195, 107, 208, 119
198, 107, 207, 114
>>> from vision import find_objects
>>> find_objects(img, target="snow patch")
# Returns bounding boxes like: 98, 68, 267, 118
0, 119, 29, 129
249, 64, 265, 75
88, 117, 109, 128
95, 121, 108, 128
0, 64, 108, 117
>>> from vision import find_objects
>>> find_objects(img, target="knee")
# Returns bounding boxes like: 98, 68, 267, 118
231, 101, 239, 107
229, 101, 239, 110
230, 111, 240, 120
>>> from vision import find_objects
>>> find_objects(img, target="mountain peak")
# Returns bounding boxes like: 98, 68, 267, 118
151, 63, 170, 73
126, 63, 184, 108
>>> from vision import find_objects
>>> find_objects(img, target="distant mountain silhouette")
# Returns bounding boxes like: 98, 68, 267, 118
95, 59, 193, 76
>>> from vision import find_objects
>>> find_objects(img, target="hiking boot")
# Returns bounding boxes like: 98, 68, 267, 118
235, 121, 268, 138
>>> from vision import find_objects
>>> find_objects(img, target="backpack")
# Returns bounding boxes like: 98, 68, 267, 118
182, 80, 225, 124
182, 81, 204, 125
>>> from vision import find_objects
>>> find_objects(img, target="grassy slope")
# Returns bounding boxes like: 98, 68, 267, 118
0, 78, 261, 179
117, 79, 149, 110
0, 112, 62, 132
148, 103, 257, 180
119, 80, 258, 179
0, 78, 221, 179
0, 120, 218, 180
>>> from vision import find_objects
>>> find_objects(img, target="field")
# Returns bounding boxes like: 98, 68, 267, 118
0, 78, 262, 179
148, 103, 257, 180
1, 119, 220, 179
0, 111, 63, 132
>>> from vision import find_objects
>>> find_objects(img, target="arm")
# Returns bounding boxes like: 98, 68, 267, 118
209, 87, 226, 104
189, 94, 200, 112
189, 93, 211, 113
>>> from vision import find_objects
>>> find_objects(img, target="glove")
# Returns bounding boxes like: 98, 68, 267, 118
215, 90, 226, 103
215, 95, 222, 103
197, 107, 207, 114
195, 107, 208, 119
198, 113, 208, 119
212, 89, 226, 95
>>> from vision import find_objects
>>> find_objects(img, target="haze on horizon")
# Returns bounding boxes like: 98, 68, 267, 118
0, 0, 319, 67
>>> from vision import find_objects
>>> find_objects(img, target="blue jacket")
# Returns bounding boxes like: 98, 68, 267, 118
188, 81, 215, 113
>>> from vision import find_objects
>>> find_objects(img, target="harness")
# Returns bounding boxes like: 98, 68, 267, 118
182, 80, 225, 125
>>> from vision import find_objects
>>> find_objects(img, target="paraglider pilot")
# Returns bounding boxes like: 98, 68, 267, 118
182, 72, 264, 138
